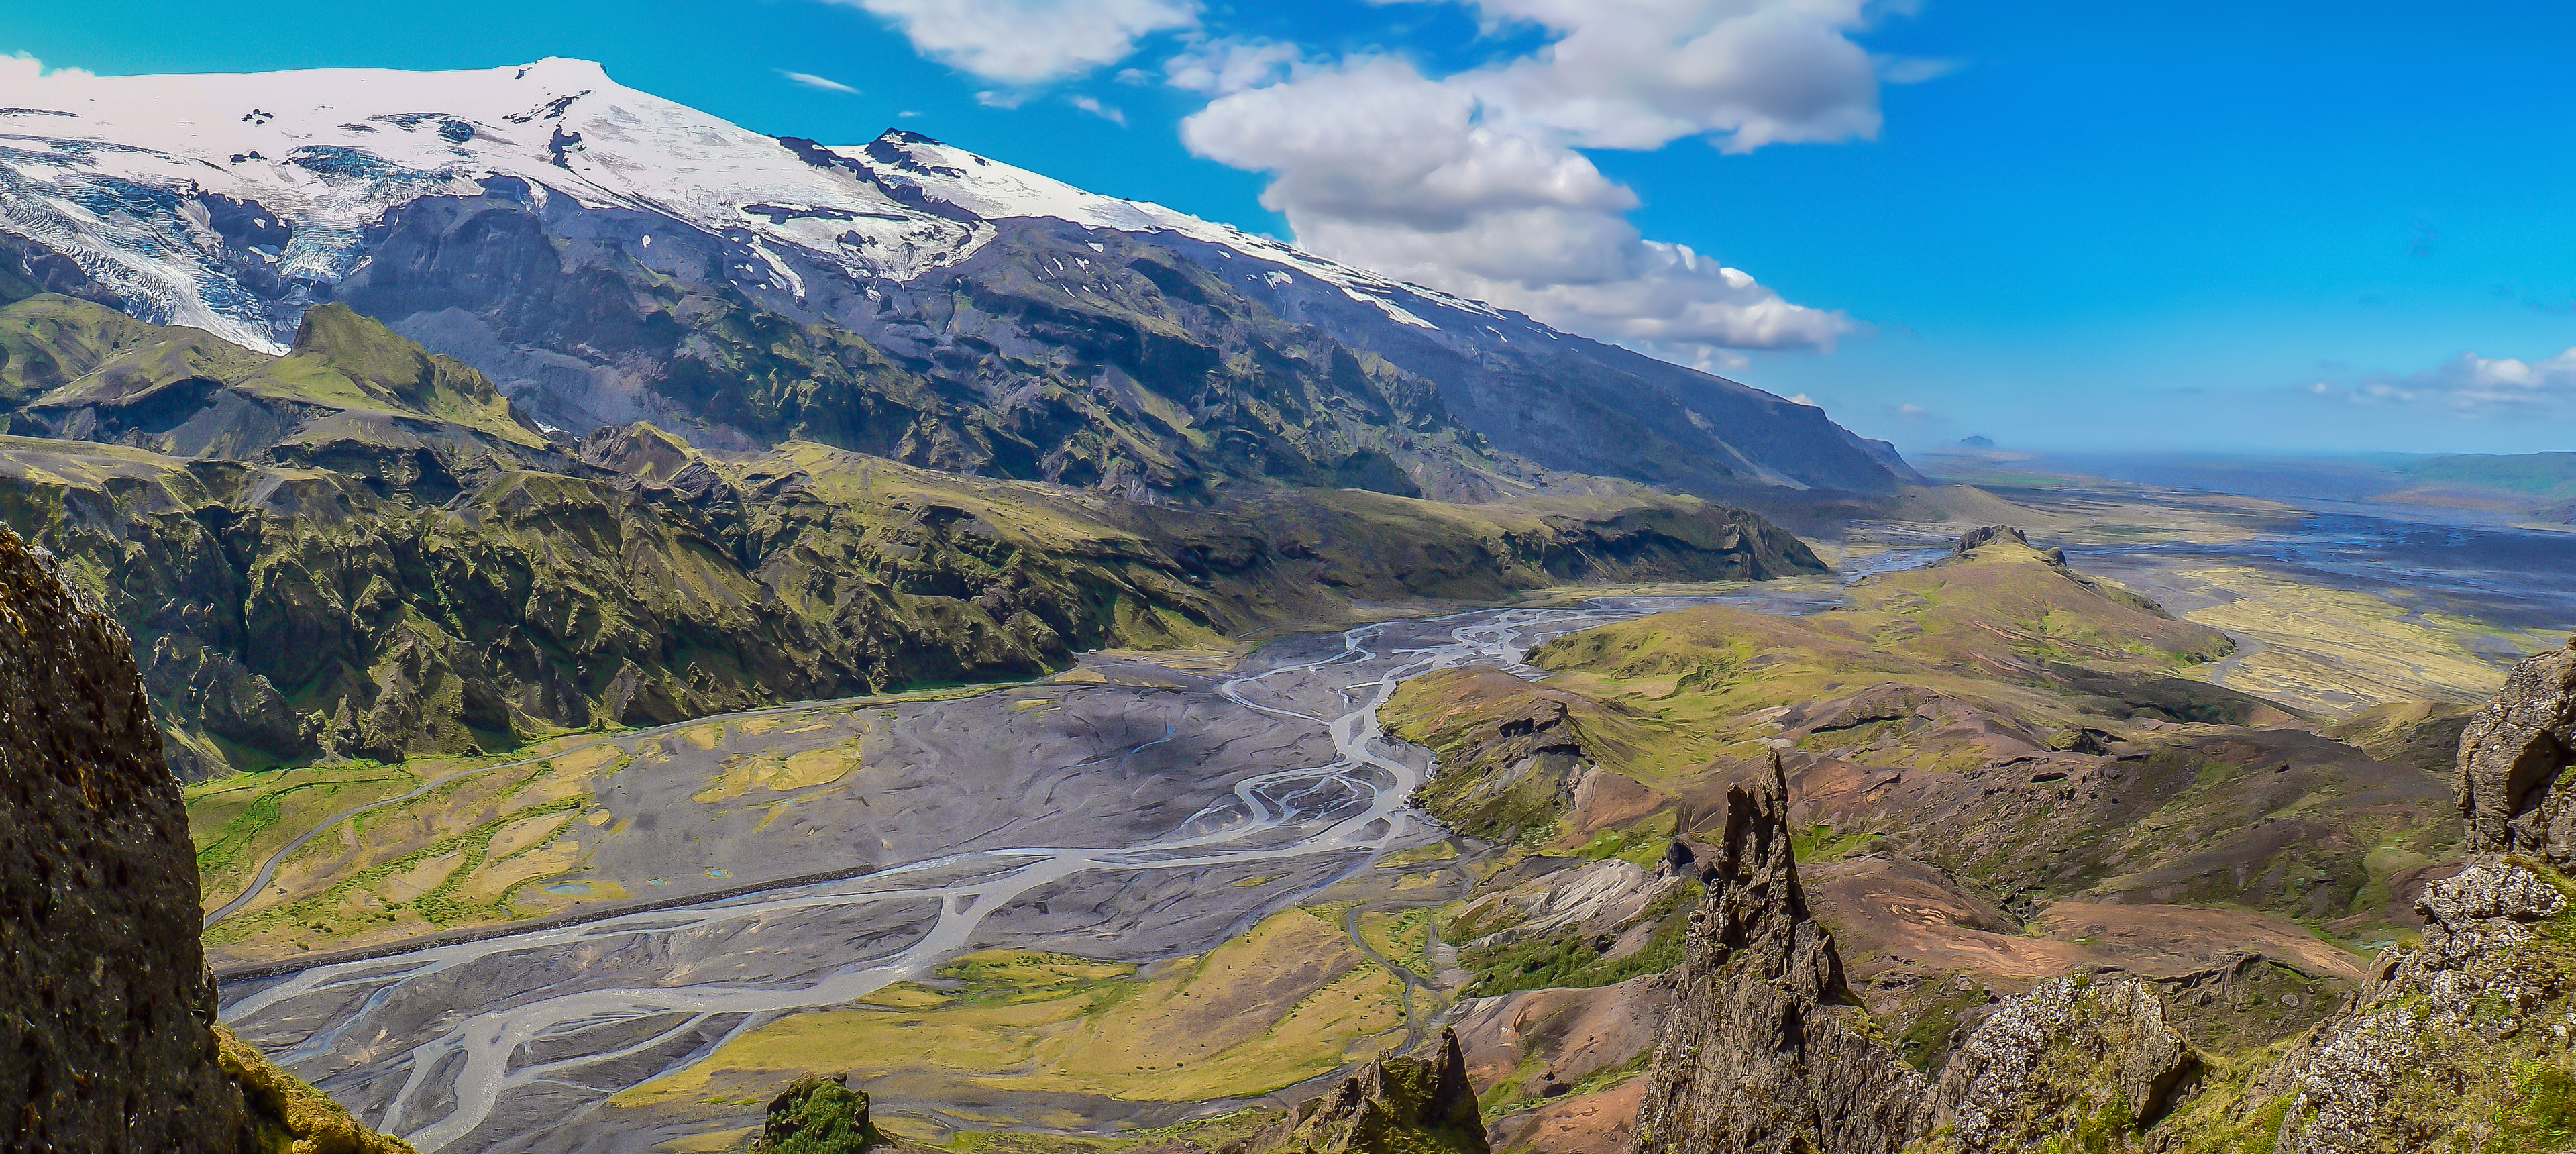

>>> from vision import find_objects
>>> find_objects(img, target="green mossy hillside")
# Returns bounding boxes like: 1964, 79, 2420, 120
0, 429, 1811, 779
0, 295, 1823, 779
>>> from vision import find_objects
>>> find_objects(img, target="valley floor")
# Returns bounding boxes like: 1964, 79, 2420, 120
196, 461, 2569, 1154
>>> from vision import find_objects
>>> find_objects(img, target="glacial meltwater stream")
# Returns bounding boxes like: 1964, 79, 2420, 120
220, 596, 1811, 1154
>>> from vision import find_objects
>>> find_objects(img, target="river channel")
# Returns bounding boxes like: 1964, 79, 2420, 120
217, 592, 1822, 1153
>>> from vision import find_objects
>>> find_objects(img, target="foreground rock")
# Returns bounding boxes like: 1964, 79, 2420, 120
2456, 637, 2576, 861
1917, 974, 2194, 1153
2206, 645, 2576, 1152
1246, 1029, 1489, 1154
0, 526, 245, 1149
0, 523, 413, 1152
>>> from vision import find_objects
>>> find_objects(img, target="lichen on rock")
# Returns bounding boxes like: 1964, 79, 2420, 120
2256, 858, 2576, 1154
1917, 972, 2196, 1153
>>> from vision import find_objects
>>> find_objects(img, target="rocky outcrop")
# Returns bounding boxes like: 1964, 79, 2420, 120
2456, 638, 2576, 861
1245, 1029, 1489, 1154
2249, 859, 2574, 1154
0, 522, 417, 1153
0, 525, 248, 1151
1627, 757, 1932, 1154
2079, 639, 2576, 1153
1945, 525, 2041, 561
1621, 755, 2244, 1154
747, 1074, 886, 1154
1917, 974, 2195, 1153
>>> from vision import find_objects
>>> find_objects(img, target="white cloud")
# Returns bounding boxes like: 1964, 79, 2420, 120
1165, 37, 1303, 95
0, 52, 95, 87
1175, 4, 1886, 357
1878, 56, 1964, 85
1071, 95, 1128, 125
2414, 346, 2576, 409
2312, 345, 2576, 412
1450, 0, 1886, 153
777, 70, 861, 94
841, 0, 1199, 84
976, 89, 1030, 109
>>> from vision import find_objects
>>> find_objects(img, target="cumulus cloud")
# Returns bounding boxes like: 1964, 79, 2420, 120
2412, 346, 2576, 408
1174, 1, 1898, 356
2312, 345, 2576, 413
841, 0, 1199, 84
777, 70, 861, 94
1452, 0, 1886, 152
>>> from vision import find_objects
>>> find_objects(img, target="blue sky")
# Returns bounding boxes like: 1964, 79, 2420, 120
7, 0, 2573, 455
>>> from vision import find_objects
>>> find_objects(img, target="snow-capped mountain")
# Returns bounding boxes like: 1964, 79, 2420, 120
0, 58, 1909, 499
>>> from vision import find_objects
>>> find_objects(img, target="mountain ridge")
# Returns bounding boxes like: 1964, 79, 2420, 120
0, 58, 1911, 505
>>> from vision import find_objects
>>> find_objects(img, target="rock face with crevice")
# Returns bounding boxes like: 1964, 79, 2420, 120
2456, 638, 2576, 862
0, 521, 417, 1153
0, 524, 248, 1151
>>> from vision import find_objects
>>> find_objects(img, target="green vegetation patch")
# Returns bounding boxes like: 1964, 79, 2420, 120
1458, 882, 1700, 998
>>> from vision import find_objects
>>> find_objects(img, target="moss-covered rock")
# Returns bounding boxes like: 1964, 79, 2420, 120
1913, 973, 2196, 1153
747, 1075, 885, 1154
216, 1023, 420, 1154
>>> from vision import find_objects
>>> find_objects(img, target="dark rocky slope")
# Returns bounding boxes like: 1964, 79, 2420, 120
1617, 637, 2576, 1153
0, 523, 411, 1152
1627, 758, 1931, 1154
